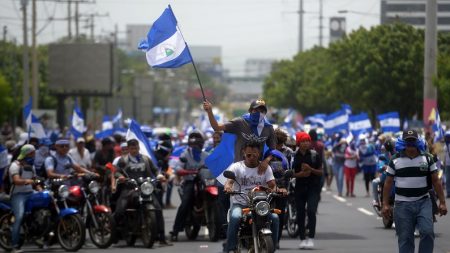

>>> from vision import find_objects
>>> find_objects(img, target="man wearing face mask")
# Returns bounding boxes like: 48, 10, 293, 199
34, 138, 53, 178
203, 99, 275, 174
9, 144, 41, 253
169, 130, 209, 241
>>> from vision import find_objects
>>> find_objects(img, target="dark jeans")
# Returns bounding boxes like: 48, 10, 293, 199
172, 181, 195, 233
165, 180, 173, 205
274, 196, 287, 242
217, 184, 230, 234
295, 186, 321, 240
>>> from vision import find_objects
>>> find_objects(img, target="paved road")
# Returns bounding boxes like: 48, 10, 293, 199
21, 174, 450, 252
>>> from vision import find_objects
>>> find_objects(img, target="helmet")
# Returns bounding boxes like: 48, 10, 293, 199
188, 130, 205, 148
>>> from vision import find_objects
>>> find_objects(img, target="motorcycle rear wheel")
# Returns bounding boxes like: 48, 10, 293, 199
88, 212, 116, 249
141, 210, 157, 248
57, 214, 86, 252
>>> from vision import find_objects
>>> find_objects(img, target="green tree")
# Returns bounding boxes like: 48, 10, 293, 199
0, 72, 15, 123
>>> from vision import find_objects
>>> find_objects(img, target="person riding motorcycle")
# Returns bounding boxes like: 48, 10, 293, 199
112, 139, 170, 245
372, 138, 396, 208
169, 130, 209, 241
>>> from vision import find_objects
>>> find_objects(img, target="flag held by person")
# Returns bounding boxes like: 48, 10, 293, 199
432, 108, 445, 142
126, 119, 158, 169
71, 103, 86, 139
349, 113, 372, 137
23, 97, 46, 139
324, 110, 349, 135
377, 112, 400, 133
205, 133, 236, 185
138, 5, 192, 68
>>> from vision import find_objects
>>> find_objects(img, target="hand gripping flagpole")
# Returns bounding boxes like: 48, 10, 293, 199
169, 5, 207, 101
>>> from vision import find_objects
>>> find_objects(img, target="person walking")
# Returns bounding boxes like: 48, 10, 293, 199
332, 138, 347, 196
292, 132, 323, 249
382, 130, 447, 253
344, 141, 358, 197
358, 138, 377, 197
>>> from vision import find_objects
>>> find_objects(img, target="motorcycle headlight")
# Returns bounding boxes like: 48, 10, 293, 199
204, 179, 216, 186
140, 182, 154, 196
255, 201, 270, 216
58, 185, 69, 199
88, 181, 100, 194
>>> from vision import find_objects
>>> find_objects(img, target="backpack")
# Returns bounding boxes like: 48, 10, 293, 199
39, 155, 72, 179
2, 161, 22, 195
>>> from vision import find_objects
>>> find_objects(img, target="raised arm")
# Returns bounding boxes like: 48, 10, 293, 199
203, 100, 225, 131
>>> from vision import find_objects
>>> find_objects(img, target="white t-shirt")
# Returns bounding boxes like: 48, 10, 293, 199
68, 148, 91, 169
226, 161, 275, 206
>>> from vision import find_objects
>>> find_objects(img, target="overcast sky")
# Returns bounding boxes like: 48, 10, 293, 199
1, 0, 380, 75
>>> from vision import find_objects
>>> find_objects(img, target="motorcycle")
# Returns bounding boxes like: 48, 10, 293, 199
223, 170, 282, 253
372, 178, 394, 229
176, 166, 221, 242
113, 176, 158, 248
0, 177, 86, 251
67, 174, 116, 248
285, 177, 299, 238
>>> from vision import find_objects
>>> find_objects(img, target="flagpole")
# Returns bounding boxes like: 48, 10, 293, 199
169, 5, 206, 101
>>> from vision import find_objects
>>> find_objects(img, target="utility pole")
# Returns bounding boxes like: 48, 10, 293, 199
423, 0, 438, 125
21, 0, 30, 117
298, 0, 303, 52
86, 13, 109, 41
2, 26, 6, 41
31, 0, 38, 109
319, 0, 324, 47
68, 0, 72, 39
75, 0, 79, 38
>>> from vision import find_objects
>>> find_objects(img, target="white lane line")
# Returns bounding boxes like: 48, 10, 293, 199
333, 194, 347, 203
357, 207, 375, 216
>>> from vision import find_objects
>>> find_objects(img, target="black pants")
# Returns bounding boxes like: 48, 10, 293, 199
295, 186, 321, 240
172, 181, 195, 233
217, 184, 230, 234
274, 196, 287, 243
153, 189, 167, 242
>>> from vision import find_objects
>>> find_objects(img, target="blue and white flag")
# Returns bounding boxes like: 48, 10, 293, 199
71, 103, 86, 139
126, 120, 158, 169
138, 5, 192, 68
348, 113, 372, 137
324, 110, 349, 135
432, 109, 445, 142
377, 112, 400, 133
283, 109, 295, 127
205, 133, 236, 185
112, 109, 123, 128
102, 116, 113, 131
341, 104, 352, 115
305, 114, 326, 127
23, 97, 46, 139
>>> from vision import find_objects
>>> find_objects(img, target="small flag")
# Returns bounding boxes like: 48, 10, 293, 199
23, 97, 46, 139
112, 109, 123, 128
432, 108, 445, 142
102, 115, 113, 131
348, 113, 372, 137
377, 112, 401, 133
305, 114, 326, 128
138, 5, 192, 68
126, 120, 158, 169
71, 103, 86, 139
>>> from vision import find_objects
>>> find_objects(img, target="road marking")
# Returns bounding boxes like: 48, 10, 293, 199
357, 207, 375, 216
333, 195, 346, 203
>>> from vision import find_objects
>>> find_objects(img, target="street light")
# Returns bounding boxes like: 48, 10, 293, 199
337, 10, 379, 17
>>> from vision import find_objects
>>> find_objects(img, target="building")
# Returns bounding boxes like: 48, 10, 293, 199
244, 59, 275, 78
189, 46, 225, 82
381, 0, 450, 32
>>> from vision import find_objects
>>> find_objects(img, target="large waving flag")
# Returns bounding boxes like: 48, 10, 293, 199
377, 112, 400, 133
23, 97, 46, 139
205, 133, 236, 185
126, 120, 158, 169
138, 5, 192, 68
431, 108, 445, 142
71, 103, 86, 139
349, 113, 372, 137
305, 114, 326, 128
324, 110, 349, 135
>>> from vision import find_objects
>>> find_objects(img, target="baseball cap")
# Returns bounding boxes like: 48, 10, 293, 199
402, 130, 418, 141
249, 99, 267, 112
76, 137, 85, 143
17, 144, 36, 160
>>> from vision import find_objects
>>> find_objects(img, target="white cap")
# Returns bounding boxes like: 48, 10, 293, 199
76, 137, 86, 143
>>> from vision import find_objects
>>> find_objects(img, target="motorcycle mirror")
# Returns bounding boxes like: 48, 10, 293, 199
284, 170, 294, 179
223, 170, 236, 181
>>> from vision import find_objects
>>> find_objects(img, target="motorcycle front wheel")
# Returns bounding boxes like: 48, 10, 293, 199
207, 205, 220, 242
88, 212, 116, 249
57, 214, 86, 252
0, 213, 17, 251
258, 234, 274, 253
141, 210, 157, 248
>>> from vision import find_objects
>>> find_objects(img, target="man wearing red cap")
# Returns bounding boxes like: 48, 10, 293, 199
292, 132, 323, 250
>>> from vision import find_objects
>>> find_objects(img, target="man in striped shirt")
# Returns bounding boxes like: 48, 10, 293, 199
382, 130, 447, 253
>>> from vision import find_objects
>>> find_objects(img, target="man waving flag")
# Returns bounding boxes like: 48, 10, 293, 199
138, 5, 192, 68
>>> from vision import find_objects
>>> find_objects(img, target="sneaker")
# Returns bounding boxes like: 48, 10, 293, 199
305, 238, 314, 249
299, 240, 308, 249
169, 231, 178, 242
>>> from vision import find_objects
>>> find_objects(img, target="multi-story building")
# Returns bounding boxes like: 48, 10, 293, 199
381, 0, 450, 31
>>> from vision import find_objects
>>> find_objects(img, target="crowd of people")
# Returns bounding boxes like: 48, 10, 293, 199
0, 98, 449, 253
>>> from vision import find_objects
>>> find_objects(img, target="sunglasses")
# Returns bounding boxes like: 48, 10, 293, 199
245, 153, 259, 159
